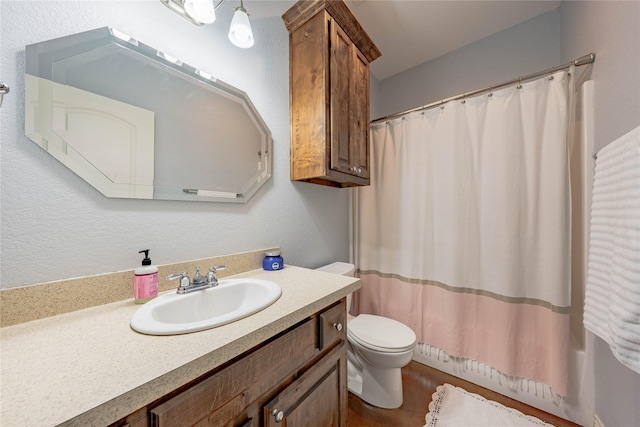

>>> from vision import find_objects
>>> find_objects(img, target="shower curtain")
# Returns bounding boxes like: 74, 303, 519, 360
356, 70, 573, 395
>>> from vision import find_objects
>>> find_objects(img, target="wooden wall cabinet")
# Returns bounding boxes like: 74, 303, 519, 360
283, 0, 381, 188
110, 300, 347, 427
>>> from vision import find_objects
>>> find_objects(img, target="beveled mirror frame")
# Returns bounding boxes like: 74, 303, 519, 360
25, 27, 272, 203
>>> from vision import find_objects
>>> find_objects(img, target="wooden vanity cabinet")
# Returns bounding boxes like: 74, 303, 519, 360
110, 299, 347, 427
263, 343, 345, 427
283, 0, 381, 188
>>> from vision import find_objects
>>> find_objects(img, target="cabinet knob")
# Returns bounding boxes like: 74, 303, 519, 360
333, 322, 343, 332
348, 166, 363, 176
272, 409, 284, 423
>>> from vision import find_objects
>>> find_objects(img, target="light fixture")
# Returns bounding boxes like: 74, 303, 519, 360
161, 0, 254, 48
109, 28, 139, 46
228, 0, 254, 49
184, 0, 216, 24
157, 51, 182, 65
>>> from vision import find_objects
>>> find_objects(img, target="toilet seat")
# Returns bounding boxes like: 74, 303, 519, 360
348, 314, 416, 353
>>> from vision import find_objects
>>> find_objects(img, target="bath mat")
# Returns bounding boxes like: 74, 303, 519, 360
424, 384, 553, 427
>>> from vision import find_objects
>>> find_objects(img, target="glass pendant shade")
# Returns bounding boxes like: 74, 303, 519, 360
228, 7, 254, 48
184, 0, 216, 24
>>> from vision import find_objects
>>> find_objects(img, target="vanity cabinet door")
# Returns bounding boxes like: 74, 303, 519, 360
263, 342, 347, 427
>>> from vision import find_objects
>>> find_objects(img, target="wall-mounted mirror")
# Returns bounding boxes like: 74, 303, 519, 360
25, 27, 272, 203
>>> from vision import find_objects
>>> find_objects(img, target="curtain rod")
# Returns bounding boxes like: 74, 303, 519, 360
371, 52, 595, 125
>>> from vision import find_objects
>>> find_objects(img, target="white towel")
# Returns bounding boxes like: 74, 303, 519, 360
584, 125, 640, 374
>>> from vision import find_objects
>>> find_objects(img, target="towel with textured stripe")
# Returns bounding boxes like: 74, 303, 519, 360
584, 125, 640, 374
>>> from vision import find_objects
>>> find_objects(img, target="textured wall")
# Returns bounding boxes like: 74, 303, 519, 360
0, 0, 351, 288
560, 2, 640, 426
561, 0, 640, 153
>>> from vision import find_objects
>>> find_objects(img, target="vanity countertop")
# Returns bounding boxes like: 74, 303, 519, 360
0, 266, 360, 427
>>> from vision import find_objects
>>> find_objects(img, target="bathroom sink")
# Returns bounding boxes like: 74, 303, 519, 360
130, 278, 281, 335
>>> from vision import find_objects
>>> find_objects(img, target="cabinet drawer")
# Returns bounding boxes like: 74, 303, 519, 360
149, 319, 316, 427
318, 299, 346, 351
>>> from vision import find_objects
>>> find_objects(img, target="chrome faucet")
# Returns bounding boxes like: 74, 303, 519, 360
167, 265, 226, 294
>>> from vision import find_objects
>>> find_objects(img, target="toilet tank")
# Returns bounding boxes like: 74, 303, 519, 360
315, 262, 355, 277
316, 262, 356, 315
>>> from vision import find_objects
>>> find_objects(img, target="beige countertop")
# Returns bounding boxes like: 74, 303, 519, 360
0, 266, 360, 427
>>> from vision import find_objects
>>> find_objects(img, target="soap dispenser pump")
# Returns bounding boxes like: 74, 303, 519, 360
134, 249, 158, 304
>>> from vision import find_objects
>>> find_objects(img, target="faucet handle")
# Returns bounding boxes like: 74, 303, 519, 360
167, 272, 188, 281
167, 272, 190, 291
206, 265, 226, 286
209, 265, 226, 273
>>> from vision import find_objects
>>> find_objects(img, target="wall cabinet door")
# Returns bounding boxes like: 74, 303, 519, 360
284, 0, 380, 188
329, 19, 370, 181
263, 342, 347, 427
349, 47, 370, 179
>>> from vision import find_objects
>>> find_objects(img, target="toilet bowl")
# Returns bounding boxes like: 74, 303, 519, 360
316, 262, 417, 409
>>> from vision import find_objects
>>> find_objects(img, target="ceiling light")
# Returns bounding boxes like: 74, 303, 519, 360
161, 0, 254, 48
184, 0, 216, 24
228, 1, 254, 49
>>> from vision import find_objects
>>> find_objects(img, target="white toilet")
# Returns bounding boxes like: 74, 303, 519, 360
316, 262, 417, 409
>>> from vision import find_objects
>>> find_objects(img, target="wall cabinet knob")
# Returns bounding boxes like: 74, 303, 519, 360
333, 322, 343, 332
348, 166, 363, 176
272, 409, 284, 423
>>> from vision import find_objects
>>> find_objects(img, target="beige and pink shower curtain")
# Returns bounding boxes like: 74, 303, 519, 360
356, 70, 573, 395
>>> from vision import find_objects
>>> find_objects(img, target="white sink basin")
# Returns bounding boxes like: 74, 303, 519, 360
130, 278, 281, 335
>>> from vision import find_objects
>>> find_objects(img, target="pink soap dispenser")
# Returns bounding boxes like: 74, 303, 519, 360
134, 249, 158, 304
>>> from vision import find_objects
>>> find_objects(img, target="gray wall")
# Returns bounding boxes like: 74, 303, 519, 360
0, 0, 351, 288
373, 2, 640, 425
561, 0, 640, 152
375, 9, 561, 119
561, 2, 640, 426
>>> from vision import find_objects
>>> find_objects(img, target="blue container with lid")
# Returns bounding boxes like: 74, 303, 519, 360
263, 250, 284, 271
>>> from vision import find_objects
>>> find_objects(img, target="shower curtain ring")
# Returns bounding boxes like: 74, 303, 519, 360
488, 88, 493, 97
440, 100, 445, 109
517, 78, 522, 89
461, 94, 466, 104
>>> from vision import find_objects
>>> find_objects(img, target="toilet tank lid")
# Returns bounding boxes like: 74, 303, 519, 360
348, 314, 417, 351
315, 262, 355, 276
